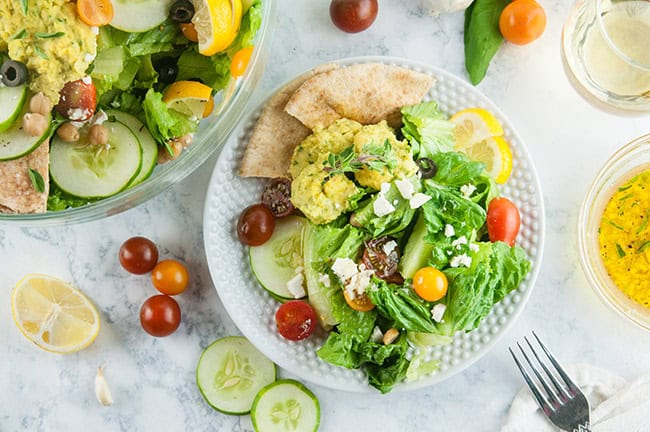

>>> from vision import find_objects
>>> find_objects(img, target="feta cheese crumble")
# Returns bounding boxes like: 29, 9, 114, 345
331, 257, 374, 300
373, 193, 395, 217
331, 258, 358, 281
431, 304, 446, 322
382, 240, 398, 256
395, 178, 415, 199
460, 184, 477, 199
451, 236, 468, 248
409, 193, 431, 209
444, 224, 455, 237
286, 273, 306, 299
450, 254, 472, 268
318, 273, 331, 288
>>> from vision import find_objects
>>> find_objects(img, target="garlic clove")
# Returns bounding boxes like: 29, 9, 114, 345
95, 366, 113, 406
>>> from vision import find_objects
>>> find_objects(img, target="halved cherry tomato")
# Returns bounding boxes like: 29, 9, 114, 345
179, 23, 199, 42
275, 300, 317, 341
412, 267, 448, 302
343, 289, 376, 312
261, 178, 294, 218
77, 0, 114, 27
486, 197, 521, 246
54, 79, 97, 121
361, 236, 400, 280
230, 46, 255, 78
151, 259, 189, 295
499, 0, 546, 45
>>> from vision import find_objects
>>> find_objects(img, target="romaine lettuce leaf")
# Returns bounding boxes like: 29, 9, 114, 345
142, 89, 198, 147
352, 181, 418, 238
401, 101, 455, 158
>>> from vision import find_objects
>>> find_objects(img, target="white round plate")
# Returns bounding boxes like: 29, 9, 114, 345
203, 56, 545, 393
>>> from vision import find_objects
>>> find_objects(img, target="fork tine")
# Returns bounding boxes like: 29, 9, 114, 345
525, 336, 571, 401
532, 331, 580, 393
509, 347, 552, 414
516, 342, 561, 406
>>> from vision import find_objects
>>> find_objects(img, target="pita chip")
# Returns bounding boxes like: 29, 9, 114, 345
284, 63, 435, 130
0, 141, 50, 214
239, 63, 339, 178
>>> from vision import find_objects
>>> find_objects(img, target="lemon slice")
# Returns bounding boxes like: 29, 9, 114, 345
11, 274, 100, 354
162, 81, 214, 118
458, 136, 513, 184
450, 108, 504, 150
192, 0, 243, 56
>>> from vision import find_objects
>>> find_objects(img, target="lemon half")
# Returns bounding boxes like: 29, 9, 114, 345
162, 80, 215, 118
192, 0, 243, 56
11, 274, 100, 354
450, 108, 504, 150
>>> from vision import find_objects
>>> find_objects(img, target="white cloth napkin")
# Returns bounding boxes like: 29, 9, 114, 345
501, 363, 650, 432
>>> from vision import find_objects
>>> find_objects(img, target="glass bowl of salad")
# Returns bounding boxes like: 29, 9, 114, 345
0, 0, 274, 225
578, 133, 650, 331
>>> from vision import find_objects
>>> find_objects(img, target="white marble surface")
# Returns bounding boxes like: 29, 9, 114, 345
2, 1, 650, 431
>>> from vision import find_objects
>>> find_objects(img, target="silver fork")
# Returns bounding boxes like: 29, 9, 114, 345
509, 331, 591, 432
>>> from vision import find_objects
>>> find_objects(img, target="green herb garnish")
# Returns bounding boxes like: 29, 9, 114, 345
9, 28, 28, 40
604, 218, 625, 231
28, 169, 45, 193
638, 241, 650, 253
19, 0, 28, 15
35, 32, 65, 39
33, 45, 48, 59
636, 210, 649, 234
323, 140, 396, 182
616, 243, 626, 258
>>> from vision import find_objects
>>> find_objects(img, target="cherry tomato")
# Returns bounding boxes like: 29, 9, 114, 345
54, 79, 97, 121
329, 0, 378, 33
499, 0, 546, 45
230, 46, 255, 78
179, 23, 199, 42
237, 204, 275, 246
412, 267, 448, 302
343, 289, 375, 312
261, 178, 294, 218
77, 0, 114, 27
119, 236, 159, 274
275, 300, 317, 341
486, 197, 521, 246
140, 295, 181, 337
361, 236, 400, 280
151, 259, 189, 295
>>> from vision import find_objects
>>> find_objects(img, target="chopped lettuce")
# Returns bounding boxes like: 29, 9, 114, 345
352, 181, 418, 238
401, 101, 455, 158
47, 183, 96, 211
142, 89, 198, 147
176, 48, 231, 91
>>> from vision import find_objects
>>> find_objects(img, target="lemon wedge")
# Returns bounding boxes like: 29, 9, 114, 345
450, 108, 504, 150
192, 0, 243, 56
459, 136, 513, 184
11, 274, 100, 354
162, 80, 215, 118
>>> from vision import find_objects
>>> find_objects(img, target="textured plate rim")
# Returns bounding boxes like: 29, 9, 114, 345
203, 56, 546, 393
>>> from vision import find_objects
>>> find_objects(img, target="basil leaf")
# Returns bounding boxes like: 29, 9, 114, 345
464, 0, 510, 85
28, 169, 45, 193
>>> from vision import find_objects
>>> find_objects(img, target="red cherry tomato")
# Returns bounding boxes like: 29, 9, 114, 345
151, 259, 189, 295
139, 295, 181, 337
119, 236, 159, 274
486, 197, 521, 246
261, 178, 294, 218
237, 204, 275, 246
275, 300, 317, 341
54, 79, 97, 121
499, 0, 546, 45
329, 0, 378, 33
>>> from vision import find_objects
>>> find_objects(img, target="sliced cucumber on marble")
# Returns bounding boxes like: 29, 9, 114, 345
0, 95, 52, 161
196, 336, 276, 415
106, 110, 158, 185
249, 216, 307, 301
251, 379, 321, 432
50, 120, 142, 198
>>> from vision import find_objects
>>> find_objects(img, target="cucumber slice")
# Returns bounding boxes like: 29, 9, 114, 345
106, 110, 158, 185
0, 102, 51, 161
50, 121, 142, 198
251, 379, 320, 432
399, 212, 435, 279
0, 84, 27, 133
250, 216, 306, 301
197, 336, 276, 415
110, 0, 175, 32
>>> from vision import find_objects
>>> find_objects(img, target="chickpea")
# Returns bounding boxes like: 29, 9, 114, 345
28, 92, 52, 116
56, 122, 80, 142
88, 124, 109, 146
22, 113, 49, 137
157, 134, 194, 164
382, 328, 399, 345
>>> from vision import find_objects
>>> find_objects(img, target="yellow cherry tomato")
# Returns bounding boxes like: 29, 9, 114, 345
230, 46, 255, 78
343, 289, 376, 312
412, 267, 448, 302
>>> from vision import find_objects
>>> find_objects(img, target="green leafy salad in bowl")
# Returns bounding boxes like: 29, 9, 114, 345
0, 0, 270, 221
229, 62, 533, 393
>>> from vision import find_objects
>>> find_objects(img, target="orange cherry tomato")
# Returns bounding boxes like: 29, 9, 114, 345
180, 23, 199, 42
151, 259, 189, 296
343, 289, 376, 312
499, 0, 546, 45
77, 0, 114, 27
412, 267, 448, 302
230, 46, 255, 78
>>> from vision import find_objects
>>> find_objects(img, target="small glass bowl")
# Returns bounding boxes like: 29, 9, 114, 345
578, 133, 650, 331
0, 0, 276, 226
